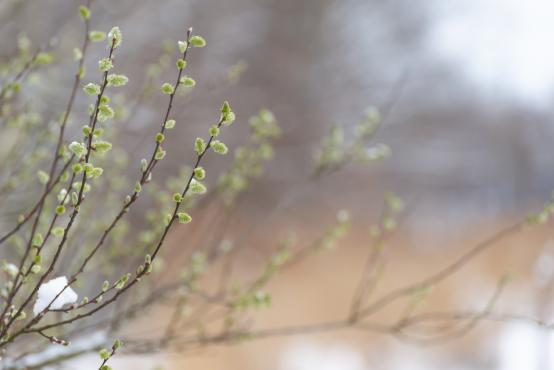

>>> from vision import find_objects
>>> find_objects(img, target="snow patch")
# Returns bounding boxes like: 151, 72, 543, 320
33, 276, 78, 315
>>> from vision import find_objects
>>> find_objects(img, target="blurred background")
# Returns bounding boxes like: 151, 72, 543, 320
2, 0, 554, 369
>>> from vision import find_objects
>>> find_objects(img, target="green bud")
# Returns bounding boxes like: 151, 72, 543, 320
72, 182, 91, 193
173, 193, 183, 203
57, 188, 68, 203
55, 205, 66, 215
194, 137, 206, 154
37, 170, 50, 185
208, 125, 219, 136
98, 58, 113, 72
83, 83, 100, 95
89, 167, 103, 178
30, 265, 41, 274
71, 192, 79, 205
99, 348, 110, 360
140, 158, 148, 172
108, 26, 122, 48
102, 280, 110, 291
35, 52, 53, 65
176, 59, 187, 70
221, 101, 231, 113
69, 141, 87, 156
107, 74, 128, 87
221, 111, 236, 126
210, 140, 228, 155
189, 179, 207, 194
72, 163, 83, 174
165, 119, 176, 129
164, 213, 172, 226
177, 212, 192, 224
113, 338, 123, 350
89, 31, 106, 42
180, 76, 195, 87
115, 273, 130, 289
161, 82, 174, 95
32, 233, 43, 247
178, 40, 188, 53
154, 148, 166, 160
73, 48, 83, 61
93, 141, 112, 154
33, 255, 42, 264
134, 182, 142, 193
98, 104, 115, 122
51, 227, 64, 237
189, 35, 206, 47
155, 133, 165, 143
82, 125, 92, 136
79, 5, 91, 20
193, 167, 206, 180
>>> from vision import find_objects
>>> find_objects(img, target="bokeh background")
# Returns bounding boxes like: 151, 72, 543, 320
2, 0, 554, 369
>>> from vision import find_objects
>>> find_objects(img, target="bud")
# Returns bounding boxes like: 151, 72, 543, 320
115, 273, 131, 289
108, 26, 122, 48
161, 83, 174, 95
177, 212, 192, 224
176, 59, 187, 70
193, 167, 206, 180
209, 125, 219, 136
83, 83, 100, 96
189, 35, 206, 48
99, 348, 110, 360
32, 233, 43, 247
35, 52, 53, 65
92, 141, 112, 154
140, 158, 148, 172
173, 193, 183, 203
165, 119, 176, 129
154, 148, 166, 160
89, 31, 106, 42
210, 140, 228, 155
98, 58, 113, 72
69, 141, 87, 156
194, 138, 206, 154
79, 5, 90, 20
189, 179, 207, 194
113, 338, 123, 351
55, 205, 66, 215
107, 74, 128, 87
178, 40, 188, 53
37, 170, 50, 185
180, 76, 195, 87
51, 227, 65, 237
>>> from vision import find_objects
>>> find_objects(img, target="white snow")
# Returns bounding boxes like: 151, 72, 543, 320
33, 276, 78, 316
427, 0, 554, 106
280, 341, 367, 370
